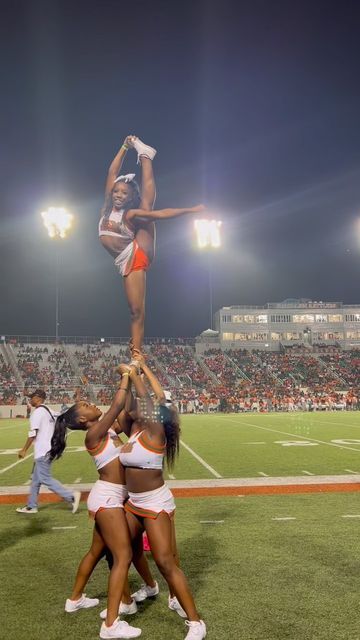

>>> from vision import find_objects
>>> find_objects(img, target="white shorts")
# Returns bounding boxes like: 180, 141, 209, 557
125, 483, 175, 520
87, 480, 128, 519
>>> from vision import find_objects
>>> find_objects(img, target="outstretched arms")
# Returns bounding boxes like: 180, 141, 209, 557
127, 204, 205, 223
85, 365, 132, 447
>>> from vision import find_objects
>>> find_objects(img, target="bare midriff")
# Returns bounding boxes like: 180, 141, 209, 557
125, 467, 164, 493
98, 456, 126, 485
99, 235, 132, 259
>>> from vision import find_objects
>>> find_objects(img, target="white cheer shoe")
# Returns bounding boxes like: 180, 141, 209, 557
184, 620, 207, 640
100, 617, 141, 639
168, 595, 187, 618
132, 137, 157, 163
100, 599, 138, 619
65, 594, 99, 612
131, 581, 159, 602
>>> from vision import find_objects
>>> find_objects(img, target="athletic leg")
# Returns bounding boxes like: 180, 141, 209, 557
96, 508, 132, 627
145, 514, 200, 621
69, 525, 105, 600
125, 511, 157, 600
123, 270, 146, 354
139, 157, 156, 210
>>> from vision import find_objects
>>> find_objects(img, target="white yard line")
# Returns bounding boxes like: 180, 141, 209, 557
302, 470, 314, 476
341, 515, 360, 519
168, 474, 176, 480
258, 472, 269, 477
272, 517, 296, 521
52, 526, 78, 530
73, 477, 82, 483
200, 520, 224, 524
220, 417, 360, 453
344, 469, 358, 474
179, 439, 222, 478
0, 453, 33, 475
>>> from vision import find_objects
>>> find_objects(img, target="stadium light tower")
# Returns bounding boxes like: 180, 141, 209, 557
194, 219, 222, 330
41, 207, 74, 342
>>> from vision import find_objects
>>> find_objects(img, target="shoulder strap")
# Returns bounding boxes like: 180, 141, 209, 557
38, 404, 55, 421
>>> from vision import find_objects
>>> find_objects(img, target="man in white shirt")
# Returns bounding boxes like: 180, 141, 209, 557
16, 389, 81, 514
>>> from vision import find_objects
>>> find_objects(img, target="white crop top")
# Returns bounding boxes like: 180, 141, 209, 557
119, 430, 165, 470
86, 428, 122, 471
99, 209, 135, 240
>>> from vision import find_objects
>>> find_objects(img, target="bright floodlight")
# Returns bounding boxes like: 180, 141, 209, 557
194, 219, 222, 248
41, 207, 73, 239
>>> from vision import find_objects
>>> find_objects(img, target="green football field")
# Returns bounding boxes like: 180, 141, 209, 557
1, 412, 360, 486
1, 413, 360, 640
1, 493, 360, 640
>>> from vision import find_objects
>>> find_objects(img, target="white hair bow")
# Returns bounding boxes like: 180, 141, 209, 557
114, 173, 136, 184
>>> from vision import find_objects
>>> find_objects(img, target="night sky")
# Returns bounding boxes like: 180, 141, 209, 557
1, 0, 360, 338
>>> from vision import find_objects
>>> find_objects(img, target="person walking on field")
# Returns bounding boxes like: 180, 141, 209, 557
16, 389, 81, 514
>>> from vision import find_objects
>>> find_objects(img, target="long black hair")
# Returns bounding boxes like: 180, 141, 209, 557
49, 405, 84, 461
160, 404, 180, 471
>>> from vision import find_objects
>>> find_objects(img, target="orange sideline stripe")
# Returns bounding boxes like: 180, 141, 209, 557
3, 482, 360, 505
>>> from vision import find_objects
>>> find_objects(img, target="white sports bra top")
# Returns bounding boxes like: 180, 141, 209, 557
119, 430, 165, 470
86, 428, 122, 471
99, 209, 134, 240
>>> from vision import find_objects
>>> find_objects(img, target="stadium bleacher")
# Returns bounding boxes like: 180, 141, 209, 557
0, 339, 358, 412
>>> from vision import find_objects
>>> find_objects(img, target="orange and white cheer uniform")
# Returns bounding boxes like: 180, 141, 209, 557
119, 430, 175, 519
86, 428, 128, 518
99, 209, 150, 277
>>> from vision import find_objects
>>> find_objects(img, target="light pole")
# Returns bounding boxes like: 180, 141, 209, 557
194, 219, 222, 330
41, 207, 74, 341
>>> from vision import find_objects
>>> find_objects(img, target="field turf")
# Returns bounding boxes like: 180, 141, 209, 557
1, 413, 360, 639
1, 412, 360, 486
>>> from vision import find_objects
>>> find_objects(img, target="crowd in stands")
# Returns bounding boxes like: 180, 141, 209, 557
0, 342, 359, 412
0, 354, 18, 404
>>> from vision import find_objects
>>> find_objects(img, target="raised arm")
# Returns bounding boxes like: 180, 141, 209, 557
85, 367, 132, 447
126, 204, 205, 223
140, 361, 165, 404
100, 136, 135, 218
129, 368, 164, 440
115, 388, 136, 436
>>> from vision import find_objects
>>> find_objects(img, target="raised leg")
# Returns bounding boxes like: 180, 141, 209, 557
139, 157, 156, 210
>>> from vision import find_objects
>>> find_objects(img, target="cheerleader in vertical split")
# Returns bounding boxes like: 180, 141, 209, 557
99, 135, 204, 362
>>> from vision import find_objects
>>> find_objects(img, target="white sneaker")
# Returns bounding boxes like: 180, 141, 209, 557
100, 599, 138, 619
72, 490, 81, 514
16, 506, 38, 514
184, 620, 207, 640
132, 138, 157, 163
100, 617, 141, 639
168, 595, 187, 618
65, 594, 100, 612
131, 581, 159, 602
